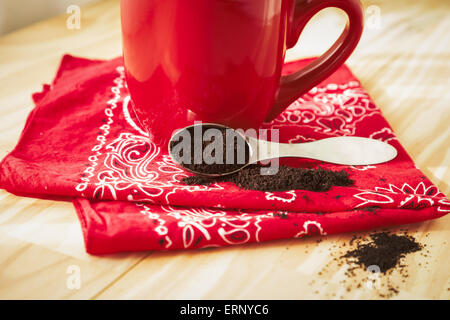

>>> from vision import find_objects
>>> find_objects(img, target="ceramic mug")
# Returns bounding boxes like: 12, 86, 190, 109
121, 0, 364, 145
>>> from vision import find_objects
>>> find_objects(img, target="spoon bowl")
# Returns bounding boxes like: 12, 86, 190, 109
168, 123, 253, 177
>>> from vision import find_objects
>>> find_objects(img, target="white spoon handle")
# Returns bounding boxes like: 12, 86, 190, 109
247, 136, 397, 166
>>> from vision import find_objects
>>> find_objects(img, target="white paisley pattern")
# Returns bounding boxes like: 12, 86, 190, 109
265, 190, 297, 203
294, 221, 327, 238
369, 127, 397, 143
268, 82, 380, 136
95, 132, 169, 201
160, 205, 255, 248
149, 205, 327, 249
354, 181, 450, 212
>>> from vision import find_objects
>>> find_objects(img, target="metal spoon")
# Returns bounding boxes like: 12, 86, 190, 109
168, 123, 398, 177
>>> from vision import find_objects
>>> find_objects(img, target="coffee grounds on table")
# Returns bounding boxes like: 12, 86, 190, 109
314, 229, 426, 298
342, 231, 422, 273
169, 124, 250, 175
181, 164, 354, 192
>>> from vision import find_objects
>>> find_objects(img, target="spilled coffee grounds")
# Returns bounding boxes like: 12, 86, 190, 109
316, 229, 426, 298
342, 231, 422, 273
182, 165, 354, 192
169, 124, 250, 175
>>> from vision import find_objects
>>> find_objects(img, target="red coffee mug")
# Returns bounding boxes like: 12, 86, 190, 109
121, 0, 363, 145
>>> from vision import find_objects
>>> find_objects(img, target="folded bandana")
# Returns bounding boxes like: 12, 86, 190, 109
1, 55, 448, 254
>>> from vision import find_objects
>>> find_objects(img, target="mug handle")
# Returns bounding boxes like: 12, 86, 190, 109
265, 0, 364, 122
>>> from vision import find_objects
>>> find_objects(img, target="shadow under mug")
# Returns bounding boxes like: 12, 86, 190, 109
121, 0, 364, 146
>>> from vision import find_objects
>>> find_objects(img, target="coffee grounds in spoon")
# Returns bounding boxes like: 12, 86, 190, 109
182, 164, 354, 192
169, 124, 250, 175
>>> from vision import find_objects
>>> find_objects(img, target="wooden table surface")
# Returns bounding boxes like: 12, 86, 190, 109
0, 0, 449, 300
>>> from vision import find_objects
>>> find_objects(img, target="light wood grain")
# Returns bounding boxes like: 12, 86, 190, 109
0, 0, 448, 300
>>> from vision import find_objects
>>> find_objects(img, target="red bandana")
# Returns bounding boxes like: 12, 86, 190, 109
1, 55, 448, 254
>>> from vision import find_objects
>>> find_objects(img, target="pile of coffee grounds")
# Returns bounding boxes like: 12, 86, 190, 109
342, 231, 422, 273
181, 164, 354, 192
314, 229, 426, 299
169, 124, 250, 175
